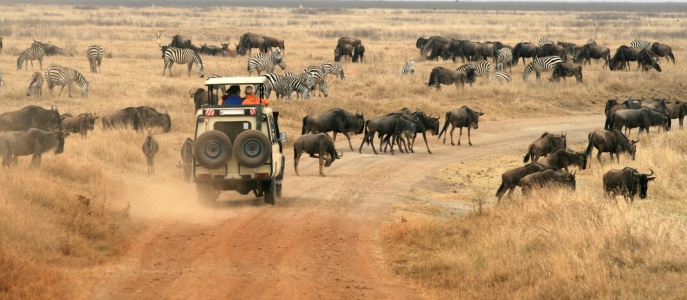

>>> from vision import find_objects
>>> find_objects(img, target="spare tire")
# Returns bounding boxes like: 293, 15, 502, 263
233, 130, 271, 168
194, 130, 232, 169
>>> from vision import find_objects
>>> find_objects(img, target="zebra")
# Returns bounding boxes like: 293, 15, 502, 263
630, 39, 650, 50
398, 61, 414, 75
457, 60, 491, 77
274, 74, 309, 99
490, 71, 511, 82
304, 65, 328, 97
86, 45, 104, 73
495, 48, 513, 72
16, 44, 45, 70
522, 56, 563, 81
161, 46, 204, 77
322, 61, 345, 80
261, 72, 281, 98
538, 37, 554, 47
247, 49, 285, 76
284, 71, 314, 98
45, 66, 89, 97
26, 71, 44, 98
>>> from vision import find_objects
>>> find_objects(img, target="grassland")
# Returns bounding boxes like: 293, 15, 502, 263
0, 3, 686, 299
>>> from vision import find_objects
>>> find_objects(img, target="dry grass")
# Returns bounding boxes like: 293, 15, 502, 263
0, 4, 686, 298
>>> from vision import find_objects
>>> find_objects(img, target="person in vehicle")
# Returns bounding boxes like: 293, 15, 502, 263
222, 85, 243, 105
241, 85, 270, 106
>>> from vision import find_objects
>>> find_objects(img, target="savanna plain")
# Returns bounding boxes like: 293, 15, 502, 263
1, 3, 687, 299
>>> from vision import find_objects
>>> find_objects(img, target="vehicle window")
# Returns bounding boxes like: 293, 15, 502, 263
214, 121, 251, 142
268, 115, 277, 142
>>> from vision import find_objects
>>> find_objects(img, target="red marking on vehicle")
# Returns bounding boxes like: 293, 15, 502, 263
205, 109, 215, 116
249, 108, 256, 115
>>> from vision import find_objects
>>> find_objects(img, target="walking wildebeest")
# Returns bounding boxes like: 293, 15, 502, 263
512, 42, 537, 65
359, 114, 416, 155
62, 113, 99, 138
102, 107, 143, 131
0, 128, 67, 167
521, 169, 576, 196
585, 129, 638, 165
302, 108, 365, 151
352, 44, 365, 63
611, 107, 670, 135
142, 134, 159, 175
604, 98, 642, 130
603, 167, 655, 204
0, 105, 62, 132
261, 36, 285, 54
135, 106, 172, 133
667, 100, 687, 128
438, 106, 483, 146
650, 42, 675, 64
572, 43, 611, 68
549, 63, 583, 83
427, 67, 477, 90
537, 149, 588, 172
385, 108, 440, 154
176, 137, 193, 182
236, 32, 266, 56
609, 46, 661, 72
523, 132, 567, 163
294, 133, 342, 176
496, 163, 552, 202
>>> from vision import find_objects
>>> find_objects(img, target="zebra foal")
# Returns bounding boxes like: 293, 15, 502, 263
27, 71, 44, 97
398, 61, 414, 75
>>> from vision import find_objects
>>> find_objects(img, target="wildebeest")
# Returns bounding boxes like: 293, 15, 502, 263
302, 108, 365, 151
26, 71, 44, 98
536, 44, 567, 61
416, 36, 441, 56
667, 100, 687, 128
189, 88, 209, 110
142, 134, 159, 175
200, 43, 223, 56
135, 106, 171, 133
523, 132, 567, 163
352, 44, 365, 63
650, 42, 675, 64
427, 67, 476, 90
603, 167, 655, 204
496, 163, 551, 202
0, 128, 67, 167
549, 62, 583, 83
294, 133, 343, 176
438, 106, 483, 146
572, 43, 611, 68
236, 32, 266, 56
611, 107, 670, 135
512, 42, 537, 65
262, 36, 285, 54
521, 169, 576, 196
479, 42, 498, 64
448, 40, 483, 63
390, 109, 441, 154
537, 149, 588, 172
62, 113, 99, 138
421, 36, 452, 60
609, 46, 661, 72
220, 43, 237, 57
169, 34, 199, 52
32, 40, 73, 57
0, 105, 62, 132
557, 41, 580, 57
102, 107, 142, 131
334, 44, 354, 62
177, 137, 193, 182
359, 113, 416, 155
604, 98, 642, 130
585, 129, 638, 164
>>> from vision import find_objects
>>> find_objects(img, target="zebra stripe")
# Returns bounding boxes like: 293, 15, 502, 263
247, 49, 285, 76
274, 74, 309, 99
284, 71, 314, 95
261, 73, 281, 99
495, 48, 513, 72
162, 46, 204, 77
630, 39, 650, 50
490, 71, 511, 82
16, 44, 45, 70
398, 61, 414, 75
86, 45, 103, 73
45, 66, 89, 97
522, 56, 563, 81
456, 60, 491, 76
322, 61, 345, 80
27, 71, 44, 97
304, 65, 327, 97
538, 37, 554, 47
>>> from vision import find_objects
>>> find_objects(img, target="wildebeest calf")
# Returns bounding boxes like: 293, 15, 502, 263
142, 134, 159, 175
496, 163, 552, 202
294, 133, 342, 176
549, 62, 583, 83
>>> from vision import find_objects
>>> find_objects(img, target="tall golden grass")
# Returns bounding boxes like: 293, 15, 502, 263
0, 4, 685, 298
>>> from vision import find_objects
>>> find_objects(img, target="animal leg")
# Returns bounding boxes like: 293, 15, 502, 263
319, 155, 325, 176
342, 132, 353, 151
294, 153, 301, 176
450, 126, 456, 146
468, 127, 472, 146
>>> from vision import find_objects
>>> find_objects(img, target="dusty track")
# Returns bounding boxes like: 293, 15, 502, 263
81, 114, 604, 299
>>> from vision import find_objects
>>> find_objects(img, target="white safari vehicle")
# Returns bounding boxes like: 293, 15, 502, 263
193, 76, 286, 205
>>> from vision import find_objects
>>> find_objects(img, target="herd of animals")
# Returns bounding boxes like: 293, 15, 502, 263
0, 32, 682, 205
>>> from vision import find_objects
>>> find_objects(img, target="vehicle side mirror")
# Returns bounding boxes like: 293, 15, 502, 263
279, 132, 287, 143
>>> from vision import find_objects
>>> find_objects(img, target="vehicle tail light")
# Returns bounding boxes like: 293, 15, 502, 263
197, 174, 210, 180
256, 173, 270, 179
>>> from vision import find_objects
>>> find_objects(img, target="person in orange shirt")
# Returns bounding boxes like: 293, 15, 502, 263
241, 86, 270, 106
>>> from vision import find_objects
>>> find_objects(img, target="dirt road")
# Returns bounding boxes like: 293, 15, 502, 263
81, 114, 604, 299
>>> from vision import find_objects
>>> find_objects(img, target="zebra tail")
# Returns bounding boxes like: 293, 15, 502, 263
437, 112, 450, 139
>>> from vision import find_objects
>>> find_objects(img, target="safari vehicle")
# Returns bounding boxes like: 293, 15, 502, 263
193, 76, 286, 205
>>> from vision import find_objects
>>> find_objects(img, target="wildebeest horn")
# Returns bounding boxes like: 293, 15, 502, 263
478, 109, 484, 115
189, 89, 194, 97
336, 150, 343, 159
646, 169, 654, 176
632, 139, 639, 143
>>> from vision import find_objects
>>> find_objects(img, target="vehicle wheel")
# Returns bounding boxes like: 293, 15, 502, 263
233, 130, 271, 168
194, 130, 232, 169
264, 180, 276, 205
275, 183, 282, 200
196, 183, 218, 206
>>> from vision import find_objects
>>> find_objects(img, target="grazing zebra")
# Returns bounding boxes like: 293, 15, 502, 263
274, 74, 309, 99
398, 61, 415, 75
630, 39, 650, 50
45, 66, 89, 97
490, 71, 511, 82
247, 49, 285, 76
538, 37, 554, 47
284, 71, 314, 99
26, 71, 44, 98
522, 56, 563, 81
304, 65, 328, 97
457, 60, 491, 77
495, 48, 513, 72
16, 44, 45, 70
322, 61, 345, 80
161, 46, 204, 77
86, 45, 104, 73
